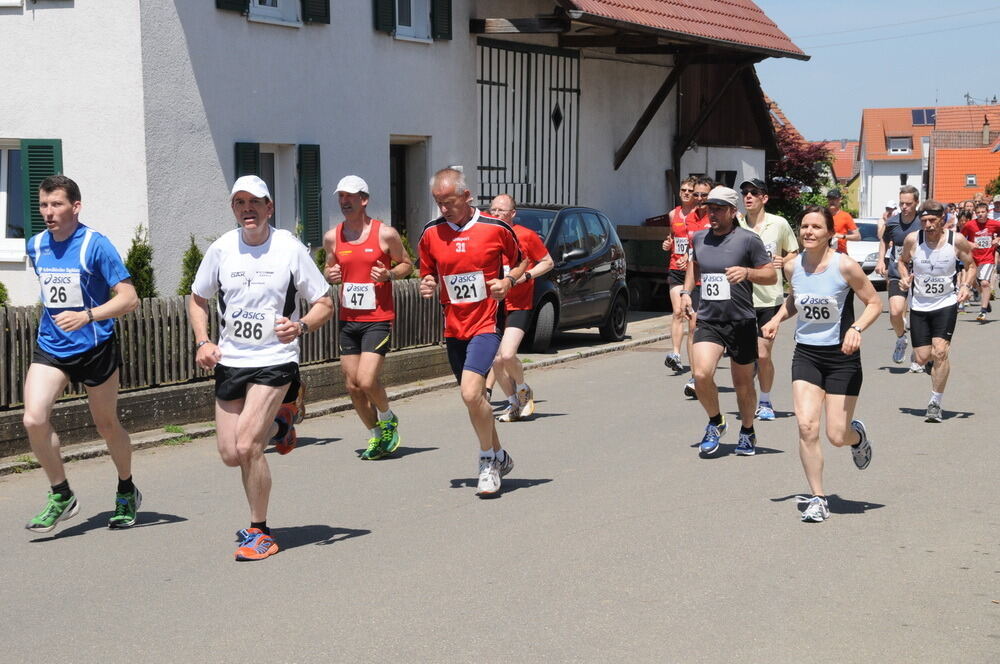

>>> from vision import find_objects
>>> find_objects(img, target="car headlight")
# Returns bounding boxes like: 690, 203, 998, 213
865, 252, 878, 262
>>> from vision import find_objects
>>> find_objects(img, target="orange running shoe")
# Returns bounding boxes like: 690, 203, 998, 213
272, 403, 298, 455
234, 528, 279, 561
293, 381, 306, 424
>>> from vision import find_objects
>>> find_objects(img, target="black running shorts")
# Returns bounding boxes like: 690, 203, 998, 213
791, 343, 862, 396
755, 305, 783, 338
339, 320, 392, 356
668, 269, 686, 288
504, 309, 532, 331
693, 319, 758, 366
214, 362, 299, 403
909, 305, 958, 347
32, 334, 121, 387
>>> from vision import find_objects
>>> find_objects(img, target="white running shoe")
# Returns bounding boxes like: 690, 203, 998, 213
497, 451, 514, 477
797, 495, 830, 523
908, 361, 924, 373
496, 403, 522, 422
850, 419, 872, 470
892, 335, 908, 364
517, 385, 535, 417
476, 458, 501, 496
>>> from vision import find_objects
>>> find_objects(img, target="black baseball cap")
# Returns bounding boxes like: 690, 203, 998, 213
826, 189, 843, 199
739, 178, 768, 194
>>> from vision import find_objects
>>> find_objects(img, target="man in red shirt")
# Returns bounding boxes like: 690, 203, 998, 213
827, 189, 859, 253
323, 176, 412, 460
484, 194, 553, 422
960, 201, 1000, 321
419, 169, 524, 496
662, 176, 699, 373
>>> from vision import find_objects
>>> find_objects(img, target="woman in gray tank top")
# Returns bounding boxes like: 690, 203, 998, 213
760, 206, 883, 523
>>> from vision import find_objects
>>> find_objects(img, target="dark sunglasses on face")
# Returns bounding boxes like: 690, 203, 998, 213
691, 192, 709, 198
680, 188, 694, 193
742, 189, 763, 197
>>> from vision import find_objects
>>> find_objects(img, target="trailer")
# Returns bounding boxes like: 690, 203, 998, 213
616, 223, 672, 311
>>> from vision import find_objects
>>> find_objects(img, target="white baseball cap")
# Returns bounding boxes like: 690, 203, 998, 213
230, 175, 270, 201
705, 186, 739, 208
336, 175, 369, 195
885, 200, 896, 209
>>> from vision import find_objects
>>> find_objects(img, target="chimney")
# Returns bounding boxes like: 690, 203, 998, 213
984, 115, 991, 146
840, 139, 847, 150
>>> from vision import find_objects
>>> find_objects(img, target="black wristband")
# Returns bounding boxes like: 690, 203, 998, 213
196, 340, 209, 350
86, 308, 94, 323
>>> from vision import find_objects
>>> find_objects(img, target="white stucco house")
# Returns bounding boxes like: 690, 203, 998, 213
0, 0, 805, 305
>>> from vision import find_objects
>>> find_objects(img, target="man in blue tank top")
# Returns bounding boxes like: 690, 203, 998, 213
23, 175, 141, 533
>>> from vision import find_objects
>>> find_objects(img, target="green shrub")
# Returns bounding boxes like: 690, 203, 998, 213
177, 234, 204, 296
0, 281, 8, 307
125, 225, 157, 299
313, 247, 326, 272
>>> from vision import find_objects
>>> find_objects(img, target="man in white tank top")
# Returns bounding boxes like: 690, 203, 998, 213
896, 201, 976, 423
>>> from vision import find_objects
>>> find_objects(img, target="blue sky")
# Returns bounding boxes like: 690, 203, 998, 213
754, 0, 1000, 141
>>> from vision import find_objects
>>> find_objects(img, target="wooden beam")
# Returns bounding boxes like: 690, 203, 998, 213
469, 17, 570, 34
613, 57, 689, 171
558, 34, 656, 48
615, 45, 688, 55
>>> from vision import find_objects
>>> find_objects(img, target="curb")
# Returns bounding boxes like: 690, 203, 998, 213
0, 331, 669, 476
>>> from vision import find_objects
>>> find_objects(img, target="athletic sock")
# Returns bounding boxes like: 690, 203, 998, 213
709, 413, 723, 426
370, 426, 381, 439
250, 521, 269, 536
508, 395, 519, 407
759, 392, 770, 404
51, 480, 72, 501
377, 408, 394, 422
117, 475, 135, 494
930, 391, 943, 406
495, 449, 506, 464
740, 426, 755, 435
479, 450, 495, 462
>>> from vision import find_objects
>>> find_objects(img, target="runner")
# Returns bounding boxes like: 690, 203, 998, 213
761, 205, 881, 523
418, 168, 524, 496
877, 185, 921, 363
189, 175, 333, 560
483, 194, 554, 422
959, 201, 1000, 322
323, 176, 412, 459
738, 178, 799, 421
827, 189, 859, 253
22, 175, 141, 533
679, 186, 775, 457
897, 201, 976, 422
662, 176, 698, 372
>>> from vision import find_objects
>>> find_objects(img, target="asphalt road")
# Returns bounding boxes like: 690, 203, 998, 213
1, 300, 997, 663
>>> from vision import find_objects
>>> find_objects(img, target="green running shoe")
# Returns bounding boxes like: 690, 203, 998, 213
26, 492, 79, 533
108, 487, 142, 529
378, 414, 400, 455
361, 436, 386, 460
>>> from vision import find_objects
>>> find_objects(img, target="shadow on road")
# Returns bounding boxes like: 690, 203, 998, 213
449, 477, 553, 495
691, 443, 785, 456
876, 365, 913, 375
771, 493, 885, 515
29, 511, 188, 542
351, 446, 439, 459
272, 524, 371, 550
897, 407, 974, 421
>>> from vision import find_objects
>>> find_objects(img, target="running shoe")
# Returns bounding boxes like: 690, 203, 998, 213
378, 414, 400, 455
977, 311, 988, 322
925, 401, 943, 423
108, 487, 142, 529
850, 419, 872, 470
908, 361, 924, 374
272, 403, 298, 455
683, 377, 697, 399
664, 352, 683, 372
234, 528, 279, 561
755, 401, 775, 421
476, 458, 501, 496
734, 431, 756, 456
497, 451, 514, 477
517, 385, 535, 417
796, 495, 830, 523
892, 335, 908, 364
698, 417, 727, 455
293, 381, 306, 424
360, 436, 385, 460
25, 492, 79, 533
497, 403, 522, 422
958, 302, 966, 313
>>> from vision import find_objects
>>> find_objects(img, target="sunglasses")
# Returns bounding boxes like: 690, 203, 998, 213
742, 189, 764, 197
680, 188, 694, 194
691, 192, 709, 199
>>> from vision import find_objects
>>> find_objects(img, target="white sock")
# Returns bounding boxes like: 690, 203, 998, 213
516, 383, 528, 393
931, 391, 943, 405
495, 449, 506, 463
759, 392, 770, 404
479, 449, 495, 462
370, 426, 381, 438
508, 394, 519, 407
377, 408, 394, 422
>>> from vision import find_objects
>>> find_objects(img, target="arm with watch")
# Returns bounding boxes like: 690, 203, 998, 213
274, 295, 334, 344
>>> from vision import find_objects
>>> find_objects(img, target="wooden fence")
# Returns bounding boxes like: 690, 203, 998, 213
0, 280, 444, 409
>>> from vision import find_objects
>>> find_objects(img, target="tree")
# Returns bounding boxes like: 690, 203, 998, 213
0, 280, 8, 307
986, 170, 1000, 198
125, 225, 157, 299
766, 125, 834, 224
176, 234, 204, 296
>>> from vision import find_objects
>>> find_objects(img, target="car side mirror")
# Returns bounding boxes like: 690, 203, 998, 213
562, 247, 586, 263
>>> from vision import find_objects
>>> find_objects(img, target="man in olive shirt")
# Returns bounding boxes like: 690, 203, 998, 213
680, 186, 775, 458
738, 179, 798, 421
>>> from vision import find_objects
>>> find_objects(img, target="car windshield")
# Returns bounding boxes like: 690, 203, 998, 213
857, 222, 880, 241
511, 209, 557, 241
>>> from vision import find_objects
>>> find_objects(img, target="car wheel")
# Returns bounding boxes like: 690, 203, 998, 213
530, 300, 555, 353
599, 293, 628, 341
626, 277, 652, 311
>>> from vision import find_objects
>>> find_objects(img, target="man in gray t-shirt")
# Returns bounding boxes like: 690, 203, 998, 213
679, 186, 775, 458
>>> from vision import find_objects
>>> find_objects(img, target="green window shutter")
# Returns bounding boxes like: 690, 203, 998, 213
301, 0, 330, 24
431, 0, 451, 40
234, 142, 260, 178
20, 139, 63, 239
373, 0, 394, 33
216, 0, 249, 12
297, 145, 322, 247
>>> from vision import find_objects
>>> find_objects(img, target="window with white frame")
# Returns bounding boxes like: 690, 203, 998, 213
0, 142, 26, 260
887, 137, 912, 154
248, 0, 300, 26
396, 0, 431, 40
966, 174, 977, 186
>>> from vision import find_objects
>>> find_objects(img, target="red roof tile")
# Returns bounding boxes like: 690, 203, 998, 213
932, 149, 1000, 203
816, 140, 859, 182
562, 1, 807, 60
763, 93, 804, 143
860, 107, 935, 162
933, 105, 1000, 131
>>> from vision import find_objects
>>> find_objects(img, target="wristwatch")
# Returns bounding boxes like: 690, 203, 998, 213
850, 325, 863, 334
298, 321, 309, 335
679, 289, 691, 296
523, 272, 533, 282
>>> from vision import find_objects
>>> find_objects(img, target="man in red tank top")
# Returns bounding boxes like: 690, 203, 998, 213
419, 168, 524, 497
323, 175, 412, 460
661, 176, 698, 373
483, 194, 554, 422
